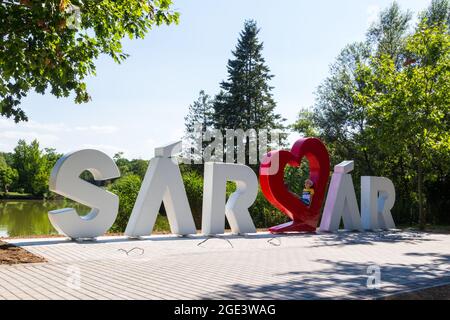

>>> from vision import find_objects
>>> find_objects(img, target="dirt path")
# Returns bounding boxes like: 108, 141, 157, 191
0, 241, 46, 265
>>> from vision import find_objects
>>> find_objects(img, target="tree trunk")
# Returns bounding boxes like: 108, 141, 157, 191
418, 158, 426, 231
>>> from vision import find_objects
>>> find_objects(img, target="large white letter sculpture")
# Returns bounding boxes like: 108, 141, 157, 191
361, 177, 396, 230
320, 161, 362, 232
202, 162, 258, 235
48, 150, 120, 239
125, 142, 196, 237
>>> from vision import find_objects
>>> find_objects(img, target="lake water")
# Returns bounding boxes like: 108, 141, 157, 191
0, 200, 90, 238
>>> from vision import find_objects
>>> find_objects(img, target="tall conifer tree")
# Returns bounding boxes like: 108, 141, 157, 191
184, 90, 214, 164
185, 90, 214, 134
213, 20, 284, 132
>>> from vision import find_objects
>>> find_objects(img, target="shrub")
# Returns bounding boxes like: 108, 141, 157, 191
250, 188, 288, 228
182, 170, 204, 228
107, 167, 292, 233
154, 216, 171, 233
108, 174, 142, 233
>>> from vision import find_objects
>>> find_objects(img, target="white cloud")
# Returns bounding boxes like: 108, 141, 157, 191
74, 125, 118, 134
0, 118, 122, 156
0, 118, 118, 135
0, 118, 67, 132
0, 130, 60, 144
80, 143, 127, 156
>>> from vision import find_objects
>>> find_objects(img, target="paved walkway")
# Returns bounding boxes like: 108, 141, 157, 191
1, 231, 450, 300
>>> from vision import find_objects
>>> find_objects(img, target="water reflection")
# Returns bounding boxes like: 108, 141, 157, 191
0, 200, 90, 237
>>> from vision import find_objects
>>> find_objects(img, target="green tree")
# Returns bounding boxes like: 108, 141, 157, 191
0, 155, 18, 193
129, 159, 149, 180
355, 21, 450, 230
185, 90, 214, 134
11, 139, 52, 195
113, 152, 148, 180
300, 3, 412, 175
292, 2, 450, 228
290, 108, 318, 138
295, 42, 380, 174
184, 90, 214, 163
213, 20, 284, 132
367, 2, 412, 63
113, 152, 131, 176
43, 148, 61, 168
182, 169, 204, 228
0, 152, 14, 166
0, 154, 7, 170
0, 0, 179, 122
211, 20, 285, 166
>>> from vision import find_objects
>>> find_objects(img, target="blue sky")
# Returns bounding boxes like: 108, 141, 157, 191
0, 0, 431, 159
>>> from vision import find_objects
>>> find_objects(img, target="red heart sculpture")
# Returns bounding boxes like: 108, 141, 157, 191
260, 138, 330, 233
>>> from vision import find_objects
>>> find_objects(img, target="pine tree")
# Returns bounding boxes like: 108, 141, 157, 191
213, 20, 284, 132
184, 90, 214, 163
185, 90, 214, 134
421, 0, 450, 27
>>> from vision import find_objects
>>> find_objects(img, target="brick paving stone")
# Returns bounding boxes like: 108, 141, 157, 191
0, 231, 449, 300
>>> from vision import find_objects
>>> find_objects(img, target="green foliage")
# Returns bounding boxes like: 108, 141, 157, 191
249, 188, 288, 228
367, 2, 412, 61
357, 20, 450, 228
0, 155, 18, 193
283, 162, 310, 196
184, 20, 286, 166
11, 139, 61, 196
0, 0, 179, 122
181, 169, 204, 228
107, 170, 202, 233
113, 152, 149, 180
292, 1, 450, 228
184, 90, 215, 163
108, 174, 142, 233
213, 20, 285, 132
420, 0, 450, 26
290, 109, 318, 138
185, 90, 214, 135
129, 159, 149, 180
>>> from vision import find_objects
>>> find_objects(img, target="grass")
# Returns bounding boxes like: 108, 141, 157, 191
153, 215, 171, 233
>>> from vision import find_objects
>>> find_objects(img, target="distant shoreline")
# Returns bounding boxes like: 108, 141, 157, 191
0, 193, 43, 200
